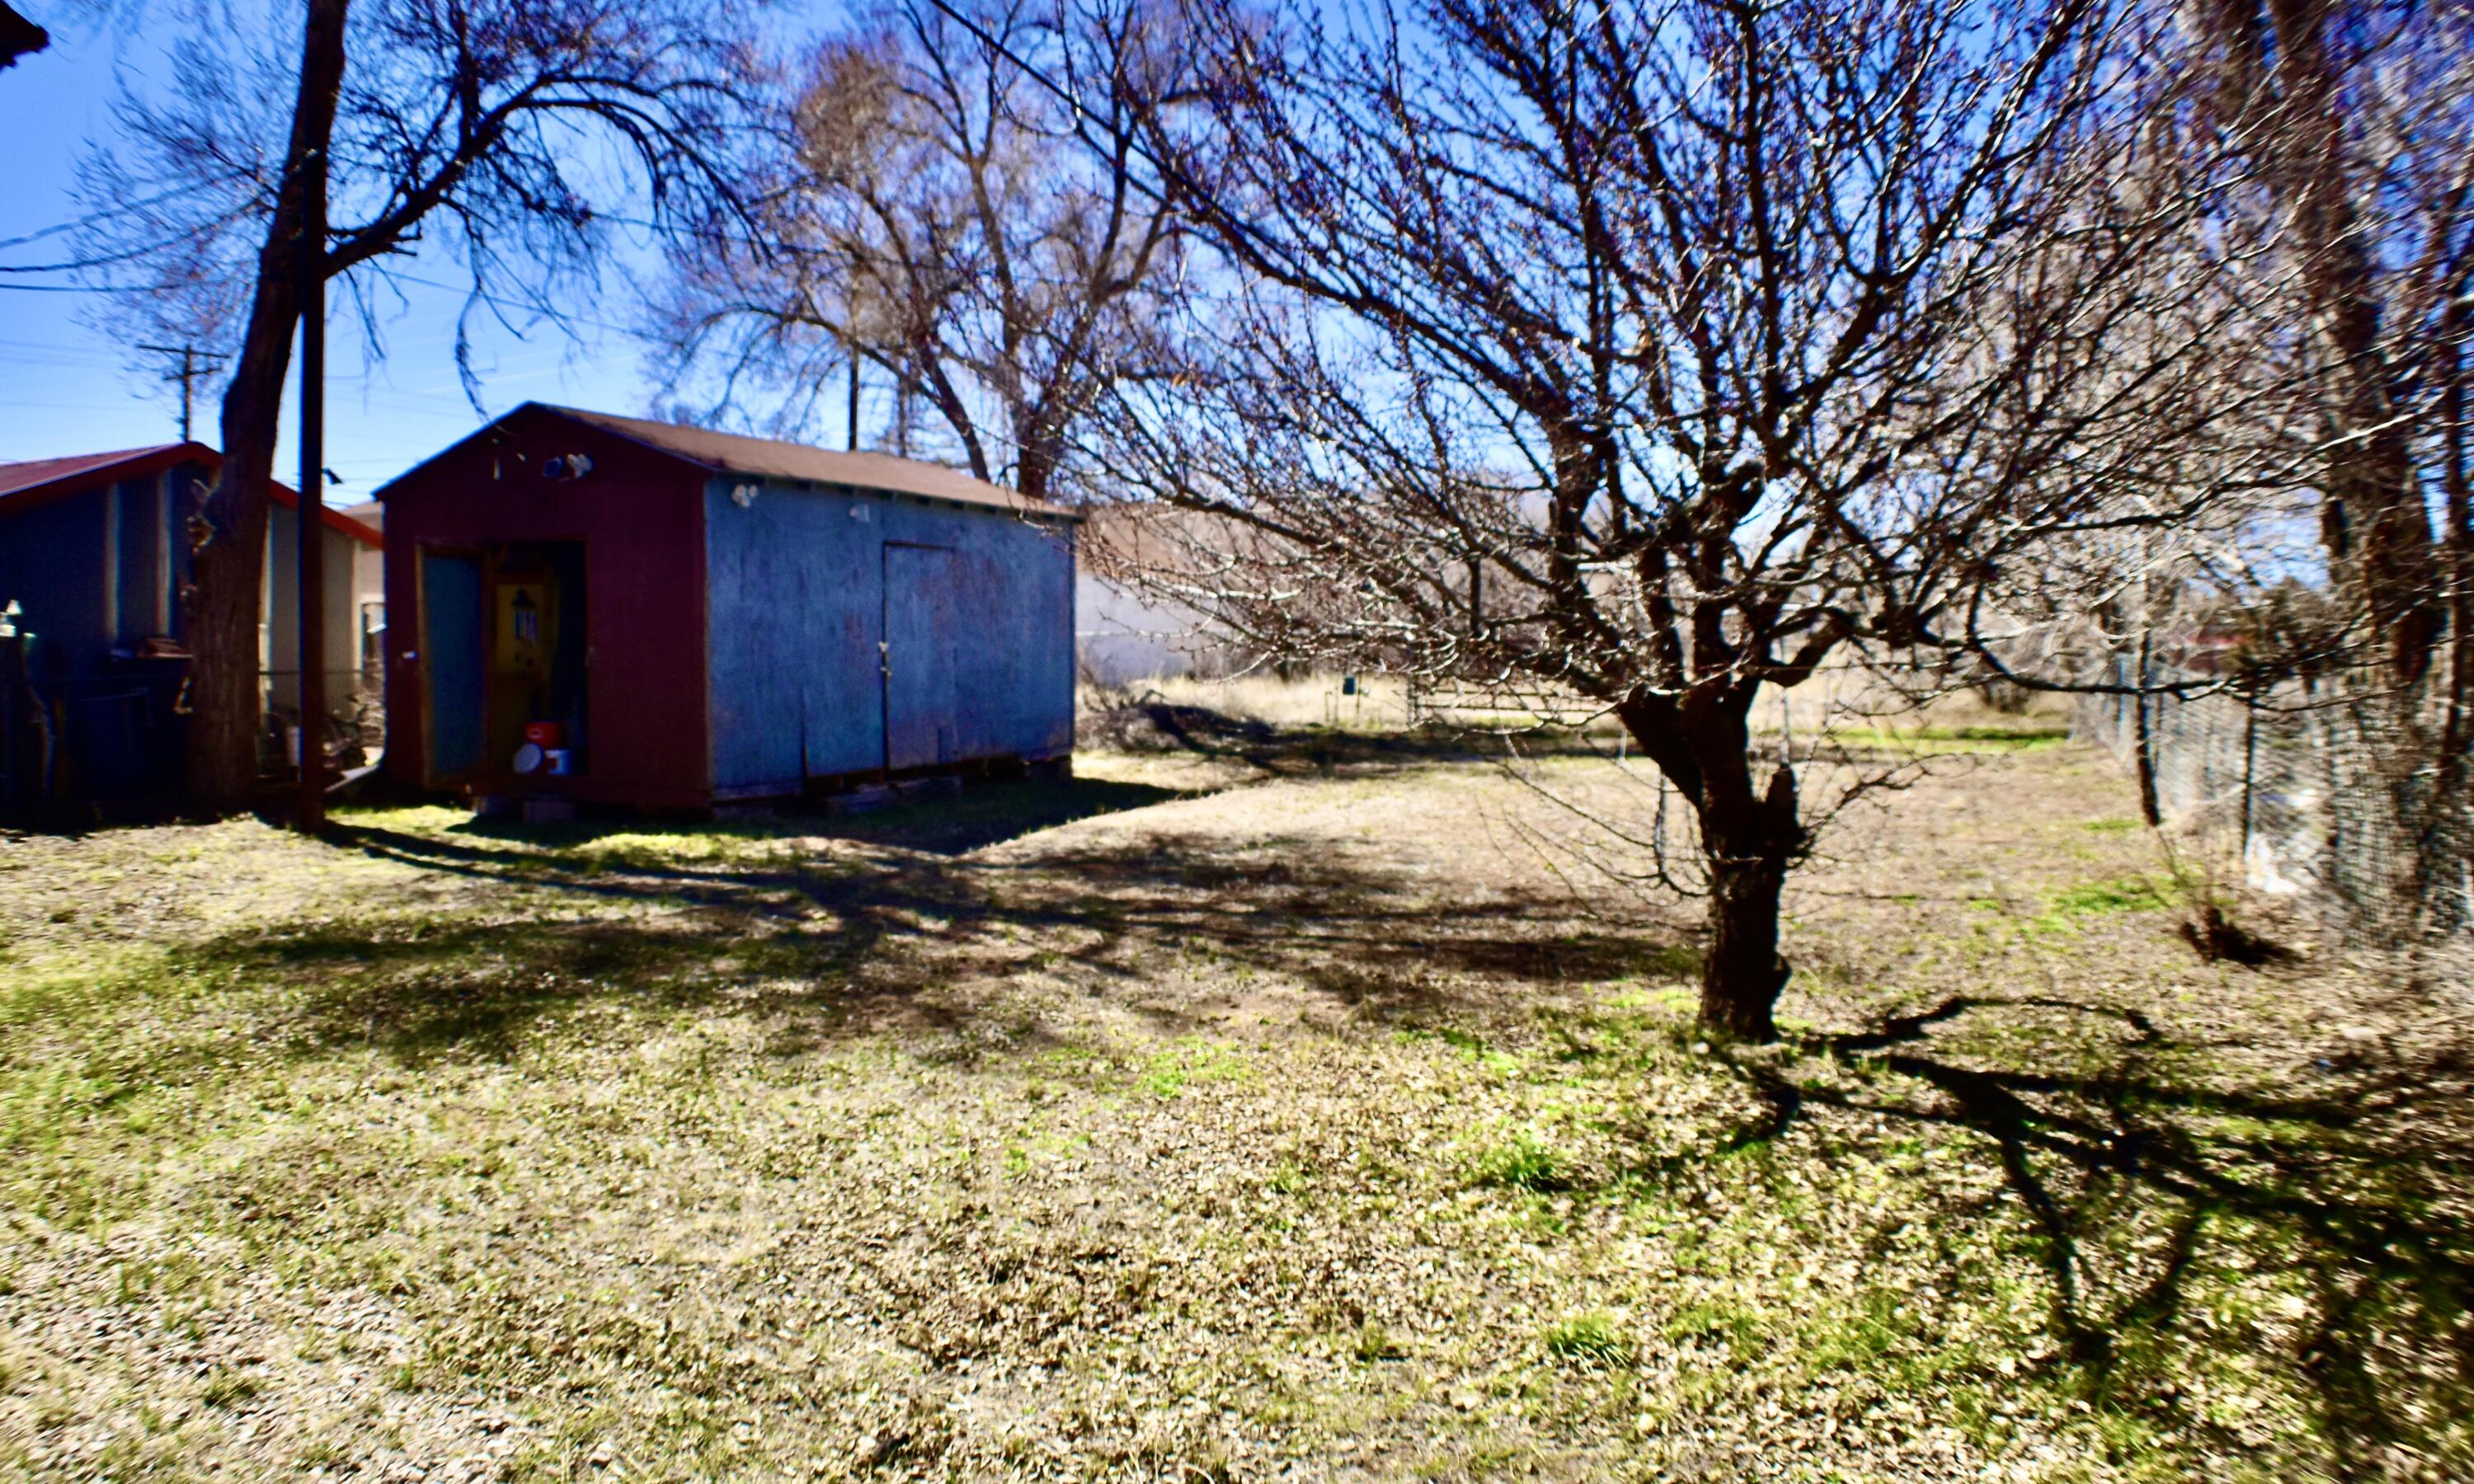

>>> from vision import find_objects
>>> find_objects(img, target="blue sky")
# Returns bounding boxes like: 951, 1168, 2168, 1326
0, 4, 722, 494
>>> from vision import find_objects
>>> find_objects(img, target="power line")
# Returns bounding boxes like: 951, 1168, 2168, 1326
0, 175, 254, 255
0, 279, 164, 294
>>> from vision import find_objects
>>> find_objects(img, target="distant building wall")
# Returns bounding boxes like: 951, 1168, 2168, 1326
0, 448, 379, 815
259, 506, 367, 716
1075, 574, 1247, 687
339, 500, 387, 669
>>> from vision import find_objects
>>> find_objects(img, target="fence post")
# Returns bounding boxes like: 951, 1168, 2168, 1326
2132, 643, 2162, 827
2240, 687, 2258, 859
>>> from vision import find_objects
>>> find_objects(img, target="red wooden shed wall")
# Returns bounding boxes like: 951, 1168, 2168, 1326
379, 406, 710, 810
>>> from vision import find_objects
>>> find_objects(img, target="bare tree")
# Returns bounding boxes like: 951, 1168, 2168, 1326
2183, 0, 2470, 692
656, 0, 1189, 504
71, 0, 764, 815
2028, 0, 2474, 944
1079, 0, 2254, 1039
2201, 0, 2474, 935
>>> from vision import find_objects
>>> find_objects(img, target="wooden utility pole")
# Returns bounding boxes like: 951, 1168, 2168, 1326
294, 148, 328, 833
137, 343, 225, 443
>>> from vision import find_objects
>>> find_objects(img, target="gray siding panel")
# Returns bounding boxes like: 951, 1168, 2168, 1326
703, 478, 1075, 795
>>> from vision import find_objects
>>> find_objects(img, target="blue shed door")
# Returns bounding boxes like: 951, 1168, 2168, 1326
882, 542, 959, 771
421, 552, 486, 786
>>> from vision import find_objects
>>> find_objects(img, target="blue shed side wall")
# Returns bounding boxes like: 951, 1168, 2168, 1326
703, 477, 1076, 794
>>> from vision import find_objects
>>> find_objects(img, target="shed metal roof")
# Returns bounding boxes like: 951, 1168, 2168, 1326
378, 403, 1079, 521
0, 442, 382, 545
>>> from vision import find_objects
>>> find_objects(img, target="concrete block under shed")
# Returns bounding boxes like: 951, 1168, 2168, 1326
832, 784, 895, 813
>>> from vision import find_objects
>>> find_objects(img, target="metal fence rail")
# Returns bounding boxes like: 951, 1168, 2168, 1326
1405, 679, 1608, 730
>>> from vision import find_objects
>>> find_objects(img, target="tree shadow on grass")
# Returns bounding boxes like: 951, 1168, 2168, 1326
1086, 698, 1617, 779
1726, 994, 2474, 1479
422, 776, 1200, 859
189, 817, 1686, 1073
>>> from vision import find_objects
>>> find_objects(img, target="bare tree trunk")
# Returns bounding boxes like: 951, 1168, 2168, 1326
1622, 692, 1804, 1042
2133, 702, 2163, 825
2124, 594, 2163, 825
2439, 292, 2470, 792
1699, 842, 1792, 1039
2257, 0, 2443, 684
185, 0, 349, 815
1695, 759, 1802, 1042
2132, 696, 2164, 827
1014, 432, 1056, 507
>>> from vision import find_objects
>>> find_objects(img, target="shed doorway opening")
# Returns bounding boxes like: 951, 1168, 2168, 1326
882, 542, 960, 772
421, 541, 587, 790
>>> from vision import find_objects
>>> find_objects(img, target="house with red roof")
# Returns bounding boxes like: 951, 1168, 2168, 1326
0, 443, 379, 818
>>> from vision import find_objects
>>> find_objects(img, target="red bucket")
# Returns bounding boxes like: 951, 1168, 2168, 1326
523, 721, 566, 748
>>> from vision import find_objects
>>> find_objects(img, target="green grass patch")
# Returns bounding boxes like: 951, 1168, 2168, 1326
2039, 874, 2183, 928
1470, 1129, 1566, 1192
1541, 1312, 1634, 1366
1821, 723, 2072, 754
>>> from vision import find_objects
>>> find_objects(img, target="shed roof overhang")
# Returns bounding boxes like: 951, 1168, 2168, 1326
374, 402, 1083, 523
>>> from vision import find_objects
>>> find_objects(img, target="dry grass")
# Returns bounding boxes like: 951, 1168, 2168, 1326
0, 740, 2467, 1482
1085, 669, 2076, 752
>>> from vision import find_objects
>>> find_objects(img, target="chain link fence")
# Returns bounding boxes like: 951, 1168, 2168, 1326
2076, 676, 2474, 946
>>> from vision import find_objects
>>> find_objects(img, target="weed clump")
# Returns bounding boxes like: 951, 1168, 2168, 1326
1352, 1321, 1404, 1362
1543, 1313, 1634, 1366
1471, 1130, 1566, 1192
2179, 900, 2291, 966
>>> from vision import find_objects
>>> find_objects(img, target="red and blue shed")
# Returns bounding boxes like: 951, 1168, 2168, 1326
374, 404, 1080, 812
